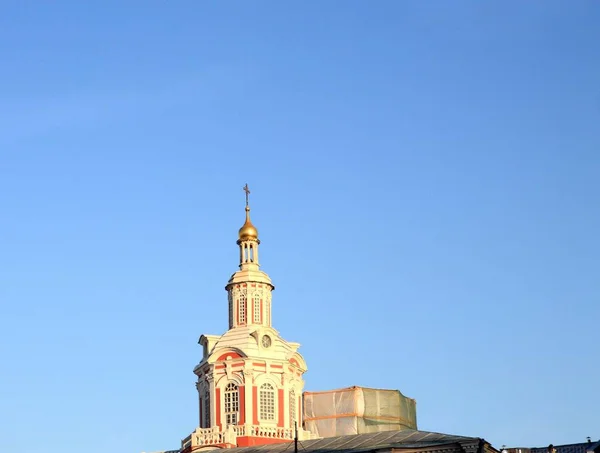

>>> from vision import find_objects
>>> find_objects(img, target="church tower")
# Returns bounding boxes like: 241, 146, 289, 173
182, 186, 311, 451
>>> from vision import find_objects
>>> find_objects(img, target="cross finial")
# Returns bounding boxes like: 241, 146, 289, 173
243, 183, 251, 207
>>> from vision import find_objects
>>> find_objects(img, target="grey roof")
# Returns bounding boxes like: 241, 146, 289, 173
531, 442, 600, 453
224, 429, 484, 453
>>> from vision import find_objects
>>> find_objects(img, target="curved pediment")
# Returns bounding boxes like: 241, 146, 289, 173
288, 351, 307, 371
208, 347, 248, 363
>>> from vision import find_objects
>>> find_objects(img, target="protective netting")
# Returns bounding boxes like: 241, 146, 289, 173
303, 386, 417, 438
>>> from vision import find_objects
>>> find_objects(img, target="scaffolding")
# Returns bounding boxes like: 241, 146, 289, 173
303, 386, 417, 438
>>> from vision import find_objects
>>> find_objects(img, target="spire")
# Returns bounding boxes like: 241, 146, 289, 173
238, 184, 259, 243
237, 184, 259, 268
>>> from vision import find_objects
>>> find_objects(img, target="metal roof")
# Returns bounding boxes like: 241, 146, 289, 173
530, 441, 600, 453
223, 429, 482, 453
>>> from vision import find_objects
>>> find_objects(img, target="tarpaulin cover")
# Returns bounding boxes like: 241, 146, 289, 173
303, 386, 417, 438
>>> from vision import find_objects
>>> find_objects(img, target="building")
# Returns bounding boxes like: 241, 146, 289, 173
303, 386, 417, 438
502, 440, 600, 453
198, 430, 499, 453
181, 186, 312, 451
154, 187, 502, 453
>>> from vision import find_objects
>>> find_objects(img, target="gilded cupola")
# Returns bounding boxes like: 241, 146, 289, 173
238, 206, 259, 243
236, 184, 261, 268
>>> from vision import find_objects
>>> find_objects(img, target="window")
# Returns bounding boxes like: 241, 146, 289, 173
259, 383, 275, 421
238, 294, 246, 324
253, 294, 261, 323
204, 390, 211, 427
228, 292, 233, 327
289, 389, 296, 425
224, 383, 239, 425
265, 299, 270, 325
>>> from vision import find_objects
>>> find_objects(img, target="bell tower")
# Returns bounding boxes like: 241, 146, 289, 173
182, 186, 313, 452
227, 184, 273, 330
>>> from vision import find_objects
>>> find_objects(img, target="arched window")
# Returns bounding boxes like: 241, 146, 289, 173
253, 294, 261, 323
204, 390, 211, 428
224, 383, 239, 425
289, 389, 296, 425
259, 383, 276, 421
238, 294, 246, 324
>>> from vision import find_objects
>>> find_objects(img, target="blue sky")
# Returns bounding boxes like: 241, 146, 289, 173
1, 2, 599, 452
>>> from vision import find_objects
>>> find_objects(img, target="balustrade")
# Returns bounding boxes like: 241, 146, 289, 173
252, 425, 294, 439
233, 425, 246, 436
183, 424, 296, 449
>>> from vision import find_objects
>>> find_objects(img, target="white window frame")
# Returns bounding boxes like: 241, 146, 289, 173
238, 294, 246, 324
224, 383, 239, 426
204, 390, 211, 428
289, 389, 296, 426
253, 294, 261, 323
259, 383, 276, 422
228, 292, 233, 327
265, 298, 270, 325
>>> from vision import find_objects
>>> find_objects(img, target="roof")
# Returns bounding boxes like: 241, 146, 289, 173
530, 442, 600, 453
222, 429, 489, 453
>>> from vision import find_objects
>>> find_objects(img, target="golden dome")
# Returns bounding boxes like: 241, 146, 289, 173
238, 206, 259, 241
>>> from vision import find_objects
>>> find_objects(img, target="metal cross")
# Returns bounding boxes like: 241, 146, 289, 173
243, 183, 250, 206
